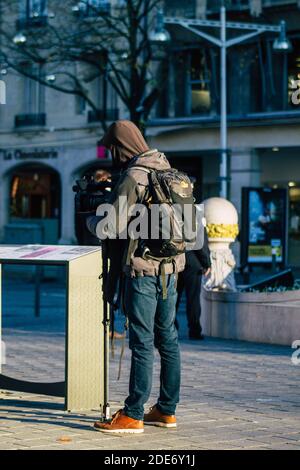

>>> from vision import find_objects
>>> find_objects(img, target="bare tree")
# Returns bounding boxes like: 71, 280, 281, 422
0, 0, 168, 131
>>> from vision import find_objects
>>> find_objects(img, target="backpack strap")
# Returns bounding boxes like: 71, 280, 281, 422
123, 165, 152, 267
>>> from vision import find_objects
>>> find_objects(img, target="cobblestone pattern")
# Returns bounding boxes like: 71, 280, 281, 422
0, 279, 300, 450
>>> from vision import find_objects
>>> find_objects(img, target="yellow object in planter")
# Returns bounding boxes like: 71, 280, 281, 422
207, 223, 239, 240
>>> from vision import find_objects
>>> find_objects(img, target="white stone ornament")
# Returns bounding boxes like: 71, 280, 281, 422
203, 197, 239, 292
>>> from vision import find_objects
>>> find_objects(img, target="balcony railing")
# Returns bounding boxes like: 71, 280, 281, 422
149, 109, 300, 127
207, 0, 298, 12
207, 0, 250, 12
73, 1, 111, 18
15, 113, 46, 128
165, 0, 196, 18
88, 108, 119, 123
262, 0, 298, 7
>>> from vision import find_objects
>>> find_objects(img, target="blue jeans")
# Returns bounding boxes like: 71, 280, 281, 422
123, 274, 181, 421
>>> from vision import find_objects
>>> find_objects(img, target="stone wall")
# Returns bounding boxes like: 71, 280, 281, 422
201, 288, 300, 345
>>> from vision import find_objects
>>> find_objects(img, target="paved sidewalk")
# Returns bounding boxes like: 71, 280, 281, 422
1, 279, 300, 450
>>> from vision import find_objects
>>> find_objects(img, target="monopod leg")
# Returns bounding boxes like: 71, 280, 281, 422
102, 243, 110, 421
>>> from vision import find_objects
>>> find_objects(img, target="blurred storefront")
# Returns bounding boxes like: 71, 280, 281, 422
0, 144, 113, 246
7, 164, 61, 245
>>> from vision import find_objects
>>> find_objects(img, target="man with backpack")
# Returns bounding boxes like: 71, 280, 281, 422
86, 120, 198, 434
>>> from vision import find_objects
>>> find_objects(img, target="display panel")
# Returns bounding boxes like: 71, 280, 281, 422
241, 187, 288, 266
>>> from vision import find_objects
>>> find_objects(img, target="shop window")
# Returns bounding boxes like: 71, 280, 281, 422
288, 184, 300, 266
288, 39, 300, 109
10, 170, 59, 220
289, 186, 300, 238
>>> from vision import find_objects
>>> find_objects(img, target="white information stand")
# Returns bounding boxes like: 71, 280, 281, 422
0, 244, 104, 412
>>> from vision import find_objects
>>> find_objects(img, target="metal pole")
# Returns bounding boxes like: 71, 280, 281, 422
282, 52, 288, 111
220, 5, 228, 199
101, 242, 110, 421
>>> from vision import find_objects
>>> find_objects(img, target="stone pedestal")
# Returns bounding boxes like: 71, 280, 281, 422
203, 197, 239, 291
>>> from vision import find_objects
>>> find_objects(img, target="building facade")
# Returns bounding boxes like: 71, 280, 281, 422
0, 0, 300, 267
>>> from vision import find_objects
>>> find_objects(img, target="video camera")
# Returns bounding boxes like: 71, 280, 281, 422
73, 173, 119, 245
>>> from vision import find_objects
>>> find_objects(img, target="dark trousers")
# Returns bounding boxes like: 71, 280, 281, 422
123, 274, 180, 421
176, 266, 202, 335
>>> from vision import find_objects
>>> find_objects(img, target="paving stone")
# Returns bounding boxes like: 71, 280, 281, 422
0, 279, 300, 449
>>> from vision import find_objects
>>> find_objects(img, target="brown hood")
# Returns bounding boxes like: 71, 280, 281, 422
131, 150, 171, 171
101, 120, 149, 167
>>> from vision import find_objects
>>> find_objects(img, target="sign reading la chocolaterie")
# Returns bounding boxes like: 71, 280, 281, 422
0, 148, 58, 161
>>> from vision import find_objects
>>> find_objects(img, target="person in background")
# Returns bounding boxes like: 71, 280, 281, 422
176, 225, 211, 340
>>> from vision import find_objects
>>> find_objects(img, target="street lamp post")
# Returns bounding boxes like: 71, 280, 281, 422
163, 10, 292, 199
220, 5, 227, 199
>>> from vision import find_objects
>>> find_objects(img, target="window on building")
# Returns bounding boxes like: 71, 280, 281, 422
227, 44, 259, 115
18, 0, 48, 29
189, 50, 213, 115
166, 48, 217, 118
258, 38, 296, 113
88, 73, 106, 118
23, 63, 45, 116
19, 0, 47, 20
227, 38, 295, 115
87, 70, 118, 122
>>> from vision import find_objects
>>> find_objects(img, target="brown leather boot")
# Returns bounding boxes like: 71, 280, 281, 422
144, 405, 177, 428
94, 409, 144, 434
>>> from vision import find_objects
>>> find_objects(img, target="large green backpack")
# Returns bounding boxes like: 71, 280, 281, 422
132, 165, 197, 260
